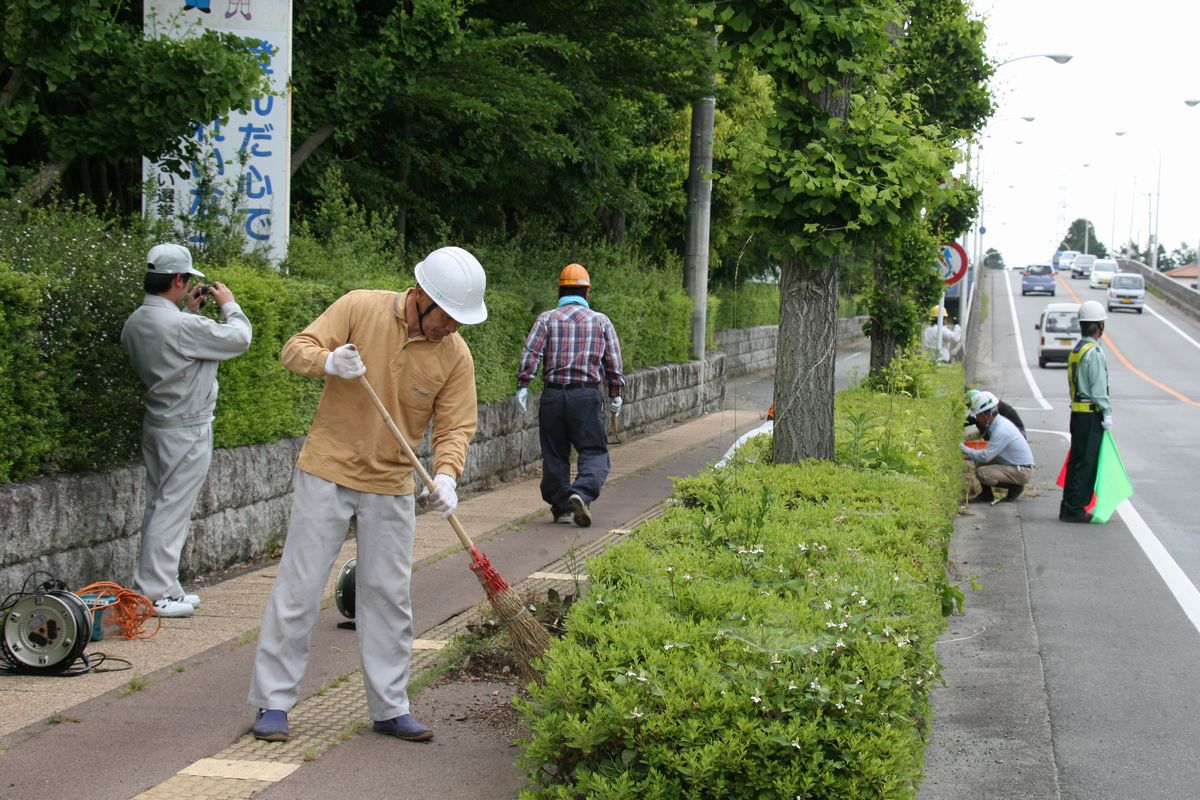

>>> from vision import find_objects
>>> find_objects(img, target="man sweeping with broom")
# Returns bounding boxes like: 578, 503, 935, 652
247, 247, 488, 744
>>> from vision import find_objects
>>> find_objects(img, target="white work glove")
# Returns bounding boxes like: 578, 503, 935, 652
1101, 415, 1112, 431
421, 473, 458, 518
516, 387, 528, 413
609, 396, 623, 417
324, 344, 365, 379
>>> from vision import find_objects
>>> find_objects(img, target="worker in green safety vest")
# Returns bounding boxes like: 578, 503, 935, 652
1060, 300, 1112, 523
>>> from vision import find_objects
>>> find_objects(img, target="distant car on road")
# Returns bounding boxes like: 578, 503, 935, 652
1107, 272, 1146, 313
1021, 264, 1057, 296
1054, 250, 1081, 271
1089, 258, 1119, 289
1035, 302, 1081, 368
1071, 254, 1097, 278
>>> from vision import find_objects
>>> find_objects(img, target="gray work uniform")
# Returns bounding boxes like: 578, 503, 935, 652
121, 295, 252, 602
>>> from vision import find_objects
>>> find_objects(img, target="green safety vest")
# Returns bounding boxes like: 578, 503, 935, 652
1066, 339, 1107, 413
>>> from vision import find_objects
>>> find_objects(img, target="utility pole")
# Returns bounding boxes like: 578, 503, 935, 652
684, 94, 715, 362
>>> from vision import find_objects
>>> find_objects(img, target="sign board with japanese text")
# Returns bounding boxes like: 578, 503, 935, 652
937, 242, 969, 286
142, 0, 292, 265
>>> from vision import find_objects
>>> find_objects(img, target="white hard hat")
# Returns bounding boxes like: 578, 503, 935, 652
414, 247, 488, 324
970, 390, 999, 417
1078, 300, 1107, 322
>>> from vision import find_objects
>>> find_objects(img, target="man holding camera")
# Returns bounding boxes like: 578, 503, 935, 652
121, 243, 252, 617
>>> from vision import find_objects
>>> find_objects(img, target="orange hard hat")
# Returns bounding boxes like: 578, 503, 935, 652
559, 263, 591, 287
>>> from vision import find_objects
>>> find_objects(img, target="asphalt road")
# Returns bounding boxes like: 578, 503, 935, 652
969, 266, 1200, 799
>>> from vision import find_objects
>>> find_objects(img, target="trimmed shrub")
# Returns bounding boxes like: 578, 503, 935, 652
517, 373, 963, 798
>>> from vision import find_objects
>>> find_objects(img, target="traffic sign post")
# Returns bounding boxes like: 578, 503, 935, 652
938, 242, 969, 286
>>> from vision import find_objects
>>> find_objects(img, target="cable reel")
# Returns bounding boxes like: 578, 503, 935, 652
2, 589, 92, 673
334, 558, 356, 629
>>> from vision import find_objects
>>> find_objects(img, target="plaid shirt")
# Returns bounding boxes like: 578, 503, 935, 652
517, 303, 624, 397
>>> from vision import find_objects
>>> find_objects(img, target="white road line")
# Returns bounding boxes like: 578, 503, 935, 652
1029, 427, 1200, 637
1145, 304, 1200, 352
1004, 271, 1052, 409
1117, 501, 1200, 635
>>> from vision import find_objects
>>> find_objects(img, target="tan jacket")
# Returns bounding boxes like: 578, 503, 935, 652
282, 289, 478, 495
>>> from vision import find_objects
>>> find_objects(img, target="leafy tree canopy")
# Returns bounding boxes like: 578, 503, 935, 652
0, 0, 270, 201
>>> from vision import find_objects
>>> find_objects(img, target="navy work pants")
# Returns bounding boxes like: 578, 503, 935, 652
1061, 411, 1102, 518
538, 385, 610, 513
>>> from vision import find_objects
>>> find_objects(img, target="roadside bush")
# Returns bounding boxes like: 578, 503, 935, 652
517, 378, 962, 799
0, 199, 704, 482
711, 282, 779, 329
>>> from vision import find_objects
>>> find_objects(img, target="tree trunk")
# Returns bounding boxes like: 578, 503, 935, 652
1, 68, 25, 110
395, 110, 412, 249
773, 255, 839, 462
868, 253, 898, 376
290, 122, 336, 176
19, 159, 70, 204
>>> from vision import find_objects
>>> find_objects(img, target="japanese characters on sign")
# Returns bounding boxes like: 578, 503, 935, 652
143, 1, 292, 266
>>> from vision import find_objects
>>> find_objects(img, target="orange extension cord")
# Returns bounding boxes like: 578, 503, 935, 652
73, 582, 161, 640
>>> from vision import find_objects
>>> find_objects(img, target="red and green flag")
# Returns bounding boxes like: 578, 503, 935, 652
1055, 432, 1133, 523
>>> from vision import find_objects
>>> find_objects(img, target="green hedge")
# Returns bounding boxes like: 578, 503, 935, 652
516, 367, 964, 799
711, 282, 780, 329
0, 201, 708, 483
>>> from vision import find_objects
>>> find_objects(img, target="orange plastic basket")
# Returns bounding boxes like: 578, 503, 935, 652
963, 439, 988, 450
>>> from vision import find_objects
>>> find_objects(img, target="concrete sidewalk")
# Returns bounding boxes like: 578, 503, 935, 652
0, 397, 769, 800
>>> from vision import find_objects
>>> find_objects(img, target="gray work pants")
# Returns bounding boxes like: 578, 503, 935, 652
248, 469, 416, 721
134, 421, 213, 602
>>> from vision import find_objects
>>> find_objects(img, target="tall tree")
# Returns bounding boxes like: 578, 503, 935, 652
1059, 218, 1107, 257
864, 0, 992, 377
0, 0, 270, 207
710, 0, 950, 462
288, 0, 708, 250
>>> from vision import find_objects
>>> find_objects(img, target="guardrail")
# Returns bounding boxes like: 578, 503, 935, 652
1116, 259, 1200, 320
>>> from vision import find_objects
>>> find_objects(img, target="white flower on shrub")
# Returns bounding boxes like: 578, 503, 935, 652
751, 695, 762, 704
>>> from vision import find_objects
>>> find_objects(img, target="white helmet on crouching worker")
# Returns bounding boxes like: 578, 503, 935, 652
970, 390, 999, 417
414, 247, 488, 328
1078, 300, 1107, 323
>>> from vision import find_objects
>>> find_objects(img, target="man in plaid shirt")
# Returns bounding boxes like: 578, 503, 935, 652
516, 263, 624, 527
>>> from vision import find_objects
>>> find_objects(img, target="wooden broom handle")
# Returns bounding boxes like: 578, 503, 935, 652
356, 374, 476, 552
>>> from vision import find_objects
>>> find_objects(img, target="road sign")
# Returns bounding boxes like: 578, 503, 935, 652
938, 242, 969, 286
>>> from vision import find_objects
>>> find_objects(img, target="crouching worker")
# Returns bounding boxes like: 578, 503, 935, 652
247, 247, 487, 744
961, 391, 1035, 503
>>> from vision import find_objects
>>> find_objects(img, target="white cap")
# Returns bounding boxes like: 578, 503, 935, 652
146, 243, 204, 277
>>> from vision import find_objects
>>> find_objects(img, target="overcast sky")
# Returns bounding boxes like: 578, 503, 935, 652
969, 0, 1200, 268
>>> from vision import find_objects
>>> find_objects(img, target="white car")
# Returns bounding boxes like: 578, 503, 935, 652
1035, 302, 1081, 368
1107, 272, 1146, 313
1089, 258, 1119, 289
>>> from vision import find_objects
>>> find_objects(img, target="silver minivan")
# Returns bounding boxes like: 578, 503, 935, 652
1107, 272, 1146, 313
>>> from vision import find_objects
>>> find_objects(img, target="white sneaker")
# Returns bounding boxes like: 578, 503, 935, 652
153, 598, 195, 618
179, 593, 200, 608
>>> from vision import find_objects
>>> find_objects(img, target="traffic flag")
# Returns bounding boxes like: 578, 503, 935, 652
1089, 432, 1133, 523
1055, 432, 1133, 522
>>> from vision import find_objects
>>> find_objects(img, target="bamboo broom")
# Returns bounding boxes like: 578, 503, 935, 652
356, 374, 550, 685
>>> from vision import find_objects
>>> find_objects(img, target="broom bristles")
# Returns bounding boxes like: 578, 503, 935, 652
467, 548, 550, 685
